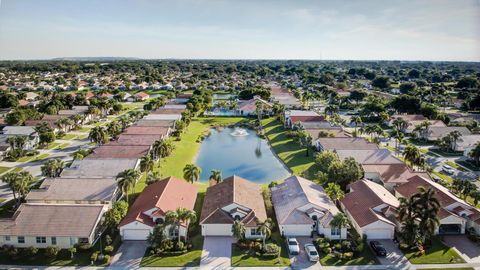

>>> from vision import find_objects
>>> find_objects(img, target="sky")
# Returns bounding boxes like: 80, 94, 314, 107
0, 0, 479, 61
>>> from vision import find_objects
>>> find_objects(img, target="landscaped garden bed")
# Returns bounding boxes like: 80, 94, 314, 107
314, 236, 378, 266
402, 237, 465, 264
231, 233, 290, 267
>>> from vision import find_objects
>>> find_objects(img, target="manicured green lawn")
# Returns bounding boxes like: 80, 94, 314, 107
261, 118, 317, 178
445, 161, 466, 171
17, 155, 34, 162
133, 117, 248, 194
231, 232, 290, 267
319, 245, 378, 266
46, 142, 62, 150
34, 153, 50, 161
0, 166, 12, 175
404, 237, 465, 264
58, 143, 71, 150
430, 171, 454, 183
78, 127, 92, 133
60, 134, 78, 140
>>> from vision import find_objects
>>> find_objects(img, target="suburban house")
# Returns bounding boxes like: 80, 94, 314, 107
389, 114, 446, 133
395, 175, 480, 235
0, 135, 11, 160
135, 119, 176, 128
119, 176, 198, 240
341, 180, 400, 239
271, 176, 347, 239
237, 96, 273, 116
1, 126, 39, 150
143, 114, 182, 121
133, 91, 150, 101
123, 126, 171, 137
284, 110, 325, 128
61, 158, 139, 178
451, 134, 480, 156
316, 137, 378, 152
422, 126, 472, 141
26, 178, 120, 206
58, 106, 96, 123
363, 163, 431, 191
115, 134, 161, 146
303, 121, 348, 140
87, 145, 151, 159
199, 175, 267, 239
336, 149, 404, 165
0, 204, 106, 248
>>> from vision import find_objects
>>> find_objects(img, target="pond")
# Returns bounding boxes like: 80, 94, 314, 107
195, 127, 290, 183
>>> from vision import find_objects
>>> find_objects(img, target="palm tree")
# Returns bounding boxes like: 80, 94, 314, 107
40, 158, 65, 178
255, 99, 264, 123
448, 130, 462, 152
258, 218, 273, 249
470, 143, 480, 166
389, 128, 404, 154
412, 187, 440, 243
146, 171, 161, 185
151, 139, 174, 166
324, 183, 345, 206
106, 120, 122, 138
178, 208, 197, 242
88, 126, 108, 145
116, 169, 140, 204
403, 144, 421, 169
139, 155, 154, 178
392, 118, 408, 132
397, 197, 421, 247
350, 115, 362, 136
183, 164, 201, 183
329, 213, 349, 236
324, 105, 338, 116
165, 210, 181, 243
1, 171, 35, 206
209, 169, 222, 184
232, 220, 246, 242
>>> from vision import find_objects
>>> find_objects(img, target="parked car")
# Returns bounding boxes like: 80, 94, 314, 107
304, 243, 319, 262
370, 241, 387, 257
287, 237, 299, 255
442, 165, 455, 175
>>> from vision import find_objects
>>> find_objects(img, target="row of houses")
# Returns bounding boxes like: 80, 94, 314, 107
0, 103, 186, 249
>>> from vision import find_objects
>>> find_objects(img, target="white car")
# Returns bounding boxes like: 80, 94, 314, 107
442, 165, 455, 175
304, 243, 319, 262
287, 237, 299, 255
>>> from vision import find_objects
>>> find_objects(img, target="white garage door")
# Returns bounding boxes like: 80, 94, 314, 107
364, 229, 392, 239
123, 229, 150, 240
202, 225, 232, 236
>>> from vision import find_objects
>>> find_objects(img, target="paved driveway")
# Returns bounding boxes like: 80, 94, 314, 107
376, 240, 410, 270
200, 236, 234, 269
110, 241, 147, 269
289, 237, 319, 270
443, 235, 480, 263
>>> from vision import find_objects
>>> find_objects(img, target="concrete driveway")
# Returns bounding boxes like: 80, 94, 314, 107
289, 237, 319, 270
375, 240, 410, 270
200, 236, 234, 269
443, 235, 480, 263
110, 241, 147, 269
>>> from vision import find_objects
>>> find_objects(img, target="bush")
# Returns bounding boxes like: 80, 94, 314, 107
105, 235, 113, 245
6, 246, 19, 258
174, 241, 185, 251
355, 242, 364, 253
343, 252, 353, 260
104, 245, 114, 254
334, 243, 342, 251
75, 242, 92, 251
25, 246, 39, 256
341, 240, 352, 251
68, 247, 77, 258
90, 251, 99, 262
315, 237, 326, 245
45, 246, 60, 259
399, 243, 410, 251
263, 243, 280, 256
322, 247, 332, 254
102, 254, 111, 263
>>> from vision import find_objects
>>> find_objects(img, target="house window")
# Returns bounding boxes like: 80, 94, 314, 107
331, 227, 341, 236
51, 237, 57, 245
5, 236, 10, 241
36, 236, 46, 243
250, 228, 261, 236
69, 237, 77, 246
170, 229, 179, 238
18, 236, 25, 243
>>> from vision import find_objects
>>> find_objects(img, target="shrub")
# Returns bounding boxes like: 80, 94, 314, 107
75, 243, 92, 251
6, 246, 19, 258
102, 254, 111, 263
68, 247, 77, 258
45, 246, 60, 259
25, 246, 39, 256
334, 243, 342, 251
174, 241, 185, 251
399, 243, 410, 251
322, 247, 332, 254
355, 242, 364, 253
318, 242, 330, 249
105, 235, 113, 245
343, 252, 353, 260
104, 245, 114, 254
315, 237, 326, 245
263, 243, 280, 256
341, 240, 352, 251
90, 251, 99, 262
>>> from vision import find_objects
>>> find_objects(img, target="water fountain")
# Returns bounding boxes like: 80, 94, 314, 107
230, 127, 249, 137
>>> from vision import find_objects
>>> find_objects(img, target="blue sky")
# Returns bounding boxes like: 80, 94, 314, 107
0, 0, 479, 61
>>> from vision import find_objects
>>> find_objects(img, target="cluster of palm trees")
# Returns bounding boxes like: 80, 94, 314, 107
437, 130, 462, 152
40, 158, 65, 178
398, 187, 440, 247
359, 123, 384, 143
451, 178, 480, 205
5, 135, 29, 159
164, 207, 197, 243
88, 126, 109, 145
403, 144, 426, 171
232, 218, 274, 251
469, 142, 480, 166
1, 170, 35, 207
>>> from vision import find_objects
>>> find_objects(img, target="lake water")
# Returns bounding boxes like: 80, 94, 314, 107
195, 127, 290, 183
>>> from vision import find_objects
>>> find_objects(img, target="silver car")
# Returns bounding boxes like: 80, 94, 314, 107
287, 237, 299, 255
304, 243, 319, 262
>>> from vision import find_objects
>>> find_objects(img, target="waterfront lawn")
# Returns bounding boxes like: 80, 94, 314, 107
261, 118, 317, 178
404, 237, 465, 264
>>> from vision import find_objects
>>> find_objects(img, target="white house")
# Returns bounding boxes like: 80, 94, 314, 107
271, 175, 347, 239
1, 126, 39, 150
199, 175, 267, 239
340, 180, 400, 239
119, 176, 198, 240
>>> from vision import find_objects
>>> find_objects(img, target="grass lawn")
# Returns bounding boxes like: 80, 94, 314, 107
0, 199, 16, 218
0, 166, 12, 175
16, 155, 34, 162
60, 134, 78, 140
430, 170, 454, 183
231, 232, 290, 267
261, 118, 317, 178
46, 142, 62, 150
78, 126, 92, 133
34, 153, 50, 161
429, 149, 464, 157
76, 134, 89, 140
319, 245, 378, 266
58, 143, 71, 150
445, 161, 466, 172
404, 237, 465, 264
132, 117, 248, 195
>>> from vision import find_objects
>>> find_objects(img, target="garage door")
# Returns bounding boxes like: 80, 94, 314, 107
202, 225, 232, 236
364, 229, 392, 239
123, 229, 150, 240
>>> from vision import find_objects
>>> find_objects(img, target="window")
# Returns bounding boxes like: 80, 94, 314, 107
250, 228, 261, 236
170, 229, 179, 238
5, 236, 10, 241
51, 237, 57, 245
69, 237, 77, 246
18, 236, 25, 243
36, 236, 46, 243
331, 227, 341, 236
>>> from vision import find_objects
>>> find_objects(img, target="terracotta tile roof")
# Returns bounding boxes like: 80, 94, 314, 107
391, 114, 426, 122
152, 108, 185, 114
363, 164, 431, 184
341, 180, 399, 227
119, 176, 198, 227
289, 115, 325, 124
61, 158, 138, 178
395, 175, 457, 206
336, 149, 403, 165
123, 126, 170, 136
134, 92, 149, 98
87, 145, 150, 159
0, 204, 104, 237
114, 134, 161, 146
200, 175, 267, 226
135, 120, 176, 127
317, 138, 378, 151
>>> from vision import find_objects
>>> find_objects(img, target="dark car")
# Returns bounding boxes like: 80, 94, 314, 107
370, 241, 387, 257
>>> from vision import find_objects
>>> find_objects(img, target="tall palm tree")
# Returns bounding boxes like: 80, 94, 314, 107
397, 197, 421, 247
209, 169, 222, 184
106, 120, 122, 138
392, 118, 408, 132
412, 187, 440, 243
88, 126, 108, 145
469, 143, 480, 166
183, 164, 201, 183
139, 155, 154, 178
403, 144, 421, 169
232, 220, 246, 242
179, 208, 197, 242
255, 99, 264, 123
389, 128, 404, 154
258, 218, 273, 249
116, 169, 140, 204
350, 115, 362, 136
324, 183, 345, 206
448, 130, 462, 152
41, 158, 65, 178
165, 210, 181, 243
